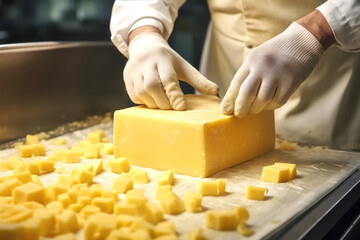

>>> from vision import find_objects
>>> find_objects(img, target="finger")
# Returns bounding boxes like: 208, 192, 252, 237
133, 76, 158, 109
123, 69, 145, 105
249, 79, 277, 114
220, 64, 250, 115
157, 61, 186, 110
177, 59, 219, 95
234, 72, 262, 118
265, 82, 295, 110
143, 65, 172, 110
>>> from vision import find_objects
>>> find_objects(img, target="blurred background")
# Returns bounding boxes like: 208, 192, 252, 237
0, 0, 210, 70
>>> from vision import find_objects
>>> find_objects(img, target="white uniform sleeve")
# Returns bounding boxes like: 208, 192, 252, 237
317, 0, 360, 52
110, 0, 186, 58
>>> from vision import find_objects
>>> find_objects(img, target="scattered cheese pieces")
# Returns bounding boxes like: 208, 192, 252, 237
245, 185, 268, 200
197, 179, 226, 196
109, 157, 131, 174
184, 192, 202, 212
158, 170, 174, 186
261, 163, 297, 183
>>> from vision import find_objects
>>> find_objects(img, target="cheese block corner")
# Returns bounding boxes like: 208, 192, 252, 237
113, 95, 275, 177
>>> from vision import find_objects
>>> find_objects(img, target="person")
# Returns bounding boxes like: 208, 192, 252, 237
110, 0, 360, 151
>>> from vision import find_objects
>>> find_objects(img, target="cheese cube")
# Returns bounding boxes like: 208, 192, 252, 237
0, 223, 23, 240
67, 203, 82, 213
84, 212, 116, 240
237, 223, 254, 237
92, 159, 104, 175
67, 188, 79, 203
129, 218, 155, 234
56, 175, 79, 189
36, 160, 55, 173
46, 201, 64, 214
84, 143, 100, 159
25, 134, 40, 145
87, 130, 106, 144
33, 208, 56, 236
80, 205, 101, 220
77, 196, 92, 208
261, 165, 290, 183
233, 206, 250, 223
56, 210, 80, 234
13, 182, 45, 204
3, 178, 22, 194
197, 179, 226, 196
18, 144, 45, 157
112, 174, 133, 193
58, 193, 71, 208
145, 202, 164, 224
51, 138, 67, 145
20, 201, 44, 210
158, 170, 174, 186
63, 151, 80, 163
125, 189, 147, 208
114, 95, 274, 177
101, 143, 114, 155
155, 185, 173, 201
20, 218, 40, 240
102, 189, 119, 201
13, 162, 41, 175
187, 228, 206, 240
91, 197, 115, 213
109, 157, 131, 174
130, 168, 149, 184
31, 175, 43, 186
245, 185, 267, 200
71, 168, 94, 184
184, 192, 202, 212
205, 209, 238, 231
55, 232, 77, 240
160, 192, 185, 215
0, 183, 11, 196
45, 183, 68, 204
114, 203, 137, 216
154, 221, 176, 237
5, 156, 21, 170
274, 162, 297, 179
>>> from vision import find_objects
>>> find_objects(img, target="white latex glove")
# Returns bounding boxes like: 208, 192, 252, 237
124, 32, 219, 110
221, 22, 324, 118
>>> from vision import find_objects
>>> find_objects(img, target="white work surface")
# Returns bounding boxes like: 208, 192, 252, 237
1, 121, 360, 240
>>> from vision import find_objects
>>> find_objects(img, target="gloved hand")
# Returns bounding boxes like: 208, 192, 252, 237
221, 22, 324, 117
124, 31, 219, 110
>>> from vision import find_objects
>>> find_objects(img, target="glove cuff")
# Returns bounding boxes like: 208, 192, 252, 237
272, 22, 324, 67
128, 32, 167, 58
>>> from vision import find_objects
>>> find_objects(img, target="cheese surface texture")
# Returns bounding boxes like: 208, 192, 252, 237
114, 95, 275, 177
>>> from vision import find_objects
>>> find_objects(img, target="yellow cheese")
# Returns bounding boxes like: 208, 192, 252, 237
80, 205, 101, 220
58, 193, 71, 208
0, 183, 11, 196
197, 179, 226, 196
237, 223, 254, 237
114, 203, 137, 216
56, 210, 80, 234
160, 192, 185, 215
154, 221, 176, 237
20, 218, 40, 240
32, 208, 56, 236
92, 159, 104, 175
274, 162, 297, 179
145, 202, 164, 224
84, 143, 100, 159
205, 207, 249, 231
35, 159, 55, 173
112, 173, 133, 194
13, 161, 41, 175
55, 232, 77, 240
155, 185, 173, 201
18, 144, 45, 158
87, 130, 106, 144
51, 138, 67, 145
71, 168, 94, 184
46, 201, 64, 214
245, 185, 268, 200
184, 192, 202, 212
31, 175, 43, 186
158, 170, 174, 186
101, 143, 114, 155
67, 203, 82, 213
25, 134, 40, 145
77, 196, 92, 208
45, 183, 68, 204
125, 189, 148, 214
3, 178, 22, 194
109, 157, 131, 174
56, 175, 79, 189
84, 212, 116, 240
114, 95, 274, 177
261, 165, 290, 183
91, 197, 115, 213
67, 188, 79, 203
130, 168, 149, 184
187, 228, 206, 240
13, 182, 45, 204
0, 223, 23, 240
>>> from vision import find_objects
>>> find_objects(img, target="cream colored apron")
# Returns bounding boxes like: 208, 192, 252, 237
200, 0, 360, 150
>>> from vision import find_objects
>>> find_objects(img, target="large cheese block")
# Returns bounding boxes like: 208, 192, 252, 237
113, 95, 275, 177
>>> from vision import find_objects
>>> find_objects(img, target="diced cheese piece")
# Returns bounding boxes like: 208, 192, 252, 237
205, 209, 238, 231
92, 159, 104, 175
77, 164, 94, 172
87, 130, 106, 144
114, 203, 137, 216
0, 223, 23, 240
63, 151, 80, 163
155, 185, 173, 201
158, 170, 174, 186
46, 201, 64, 214
13, 182, 45, 204
51, 138, 67, 145
56, 210, 80, 234
125, 189, 148, 208
245, 185, 268, 200
67, 203, 82, 213
56, 175, 79, 189
0, 196, 13, 204
1, 171, 33, 184
102, 190, 119, 201
77, 196, 92, 208
18, 144, 45, 157
233, 206, 250, 223
13, 162, 41, 175
3, 178, 22, 194
36, 159, 55, 173
109, 157, 131, 174
130, 168, 149, 184
274, 162, 297, 179
91, 197, 115, 213
187, 228, 206, 240
0, 183, 11, 196
20, 201, 44, 210
55, 232, 77, 240
25, 134, 40, 145
84, 143, 100, 159
45, 183, 68, 204
129, 218, 155, 235
101, 143, 114, 155
32, 208, 56, 236
145, 202, 164, 224
112, 173, 133, 193
184, 192, 202, 212
80, 205, 101, 220
237, 223, 254, 237
58, 193, 71, 208
197, 179, 226, 196
84, 212, 116, 240
71, 168, 94, 184
31, 175, 43, 186
5, 156, 21, 170
67, 187, 79, 203
107, 228, 133, 240
154, 221, 176, 237
261, 165, 290, 183
116, 215, 139, 228
114, 95, 275, 177
21, 218, 40, 240
4, 208, 33, 223
160, 192, 185, 215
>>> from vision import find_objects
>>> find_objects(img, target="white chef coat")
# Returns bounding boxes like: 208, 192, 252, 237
110, 0, 360, 150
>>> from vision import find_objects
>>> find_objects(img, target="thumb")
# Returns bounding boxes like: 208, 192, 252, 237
177, 59, 219, 95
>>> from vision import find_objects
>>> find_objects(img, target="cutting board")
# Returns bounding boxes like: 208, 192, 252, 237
1, 121, 359, 240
